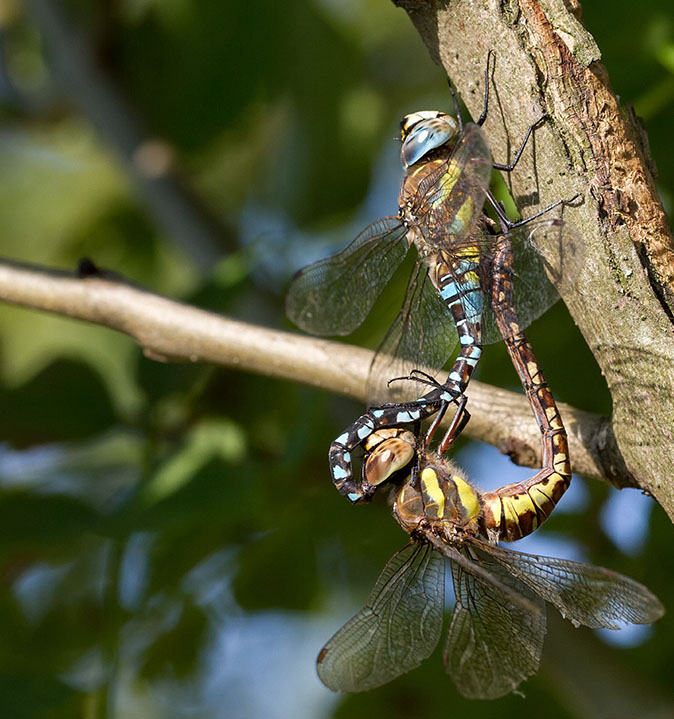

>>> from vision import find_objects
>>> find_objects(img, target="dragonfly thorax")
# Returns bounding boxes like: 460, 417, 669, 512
394, 460, 482, 537
400, 111, 459, 169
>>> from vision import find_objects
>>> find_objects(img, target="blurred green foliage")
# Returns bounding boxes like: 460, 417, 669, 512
0, 1, 672, 718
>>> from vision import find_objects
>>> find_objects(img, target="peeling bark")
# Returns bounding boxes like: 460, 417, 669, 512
393, 0, 674, 519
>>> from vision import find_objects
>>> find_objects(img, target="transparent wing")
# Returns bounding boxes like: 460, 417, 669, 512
468, 537, 664, 629
317, 541, 444, 692
481, 217, 585, 344
366, 260, 456, 405
444, 549, 546, 700
412, 123, 493, 248
286, 217, 408, 336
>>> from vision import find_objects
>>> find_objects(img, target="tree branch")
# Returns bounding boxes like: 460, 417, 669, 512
393, 0, 674, 519
0, 258, 637, 493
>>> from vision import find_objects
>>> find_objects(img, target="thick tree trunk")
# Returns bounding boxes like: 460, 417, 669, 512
394, 0, 674, 517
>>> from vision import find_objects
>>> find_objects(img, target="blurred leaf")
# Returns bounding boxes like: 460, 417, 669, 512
233, 519, 319, 611
142, 418, 246, 504
0, 358, 117, 445
0, 491, 99, 548
0, 673, 82, 719
140, 602, 208, 680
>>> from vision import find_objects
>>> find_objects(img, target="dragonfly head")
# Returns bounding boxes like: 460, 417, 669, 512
400, 111, 459, 169
362, 429, 416, 489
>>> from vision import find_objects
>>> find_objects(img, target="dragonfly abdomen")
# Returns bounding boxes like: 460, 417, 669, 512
481, 240, 572, 541
479, 334, 571, 542
480, 475, 565, 542
433, 251, 484, 393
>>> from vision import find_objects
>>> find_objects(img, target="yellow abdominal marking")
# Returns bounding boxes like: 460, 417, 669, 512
420, 468, 445, 518
530, 485, 554, 506
554, 453, 569, 473
452, 474, 480, 521
463, 269, 479, 285
502, 500, 520, 528
456, 243, 479, 259
503, 492, 537, 520
526, 361, 540, 382
545, 405, 561, 425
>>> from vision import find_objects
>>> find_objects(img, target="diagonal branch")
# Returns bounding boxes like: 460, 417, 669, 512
0, 258, 636, 491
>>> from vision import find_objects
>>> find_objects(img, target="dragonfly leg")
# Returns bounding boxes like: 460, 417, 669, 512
492, 115, 547, 172
472, 49, 545, 174
330, 330, 482, 503
423, 398, 452, 450
480, 239, 571, 541
475, 49, 495, 127
449, 49, 494, 131
436, 395, 471, 455
486, 192, 580, 231
447, 82, 463, 133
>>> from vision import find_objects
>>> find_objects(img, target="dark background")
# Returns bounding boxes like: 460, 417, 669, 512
0, 1, 672, 717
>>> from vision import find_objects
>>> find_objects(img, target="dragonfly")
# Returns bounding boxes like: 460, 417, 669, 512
316, 267, 664, 697
286, 55, 582, 503
317, 469, 663, 699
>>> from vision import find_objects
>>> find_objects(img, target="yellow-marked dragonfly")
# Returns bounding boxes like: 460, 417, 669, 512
316, 234, 662, 697
286, 55, 582, 503
317, 409, 663, 699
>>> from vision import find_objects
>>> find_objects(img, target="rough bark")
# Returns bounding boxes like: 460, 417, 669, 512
393, 0, 674, 518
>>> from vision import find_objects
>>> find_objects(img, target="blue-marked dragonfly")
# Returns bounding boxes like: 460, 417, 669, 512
286, 58, 582, 502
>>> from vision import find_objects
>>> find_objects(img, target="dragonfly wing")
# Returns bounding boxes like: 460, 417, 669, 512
468, 537, 664, 629
413, 123, 493, 247
317, 541, 444, 692
444, 548, 546, 700
482, 218, 585, 344
286, 217, 408, 336
366, 260, 456, 405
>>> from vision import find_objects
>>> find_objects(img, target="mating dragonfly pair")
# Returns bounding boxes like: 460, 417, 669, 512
286, 57, 663, 698
313, 237, 662, 698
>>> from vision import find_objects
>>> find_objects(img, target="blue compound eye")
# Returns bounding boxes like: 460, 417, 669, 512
400, 115, 459, 168
400, 110, 440, 139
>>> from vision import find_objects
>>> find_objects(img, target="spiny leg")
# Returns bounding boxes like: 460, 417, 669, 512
454, 49, 545, 173
436, 394, 471, 455
480, 238, 571, 541
486, 192, 580, 232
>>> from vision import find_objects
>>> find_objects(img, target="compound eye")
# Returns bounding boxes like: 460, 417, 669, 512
400, 111, 442, 140
400, 115, 458, 168
363, 435, 415, 487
